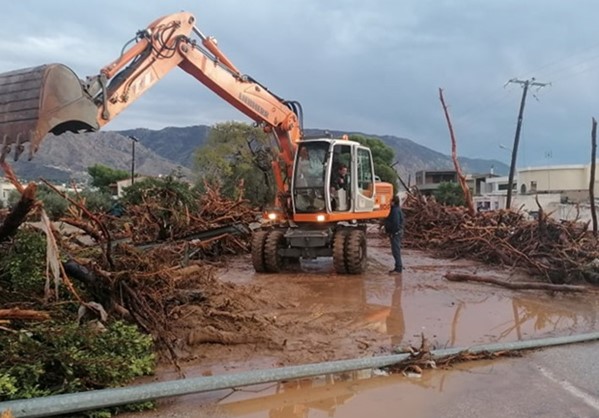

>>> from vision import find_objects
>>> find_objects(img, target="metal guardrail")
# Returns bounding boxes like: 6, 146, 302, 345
2, 332, 599, 417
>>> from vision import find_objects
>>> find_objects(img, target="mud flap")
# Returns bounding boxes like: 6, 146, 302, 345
0, 64, 100, 162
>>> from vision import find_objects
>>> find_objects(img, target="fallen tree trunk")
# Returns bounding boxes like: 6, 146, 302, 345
0, 182, 38, 242
444, 273, 593, 292
0, 308, 51, 321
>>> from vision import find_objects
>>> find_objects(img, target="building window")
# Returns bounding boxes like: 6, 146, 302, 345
530, 181, 537, 192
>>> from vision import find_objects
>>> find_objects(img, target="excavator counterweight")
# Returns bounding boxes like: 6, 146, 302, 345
0, 64, 99, 162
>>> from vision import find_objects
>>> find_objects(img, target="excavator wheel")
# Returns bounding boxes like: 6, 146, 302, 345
345, 229, 367, 274
332, 229, 349, 274
251, 230, 269, 272
264, 230, 286, 273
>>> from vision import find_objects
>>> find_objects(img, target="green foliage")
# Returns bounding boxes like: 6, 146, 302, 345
349, 134, 399, 192
0, 373, 17, 398
37, 185, 69, 220
122, 174, 197, 209
77, 189, 114, 213
122, 173, 198, 239
0, 228, 46, 296
7, 189, 20, 208
0, 321, 155, 402
88, 164, 130, 193
194, 122, 276, 207
0, 227, 155, 416
433, 181, 466, 206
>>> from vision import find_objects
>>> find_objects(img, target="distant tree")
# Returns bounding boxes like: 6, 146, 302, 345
122, 174, 199, 240
194, 122, 276, 207
7, 189, 20, 209
77, 189, 114, 213
349, 134, 399, 193
11, 184, 70, 220
88, 164, 130, 193
122, 174, 197, 209
434, 182, 466, 206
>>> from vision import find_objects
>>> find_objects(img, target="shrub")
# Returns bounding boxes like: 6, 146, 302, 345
0, 321, 155, 401
0, 228, 46, 296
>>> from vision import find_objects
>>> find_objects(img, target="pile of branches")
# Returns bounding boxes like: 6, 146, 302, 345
58, 182, 257, 254
402, 192, 599, 284
0, 170, 266, 366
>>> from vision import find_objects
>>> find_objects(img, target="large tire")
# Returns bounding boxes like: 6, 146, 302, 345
333, 229, 349, 274
251, 230, 269, 272
345, 229, 367, 274
264, 230, 286, 273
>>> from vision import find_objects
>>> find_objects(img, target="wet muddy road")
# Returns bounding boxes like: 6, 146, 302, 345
122, 235, 599, 418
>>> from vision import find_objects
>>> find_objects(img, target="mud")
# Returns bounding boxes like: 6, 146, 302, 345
121, 233, 599, 417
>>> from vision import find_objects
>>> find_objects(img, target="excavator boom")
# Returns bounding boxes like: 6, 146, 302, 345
0, 11, 301, 182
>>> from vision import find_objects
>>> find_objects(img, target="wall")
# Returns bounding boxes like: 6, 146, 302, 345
518, 165, 599, 197
0, 181, 17, 207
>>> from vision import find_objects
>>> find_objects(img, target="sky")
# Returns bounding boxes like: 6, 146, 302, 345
2, 1, 599, 168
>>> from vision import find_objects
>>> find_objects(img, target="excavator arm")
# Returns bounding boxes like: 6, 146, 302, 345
0, 12, 302, 207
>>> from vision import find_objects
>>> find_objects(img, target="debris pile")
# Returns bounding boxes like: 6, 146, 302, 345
0, 171, 287, 368
402, 192, 599, 284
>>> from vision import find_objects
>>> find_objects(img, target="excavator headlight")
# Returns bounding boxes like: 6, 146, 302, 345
268, 212, 278, 220
316, 215, 325, 222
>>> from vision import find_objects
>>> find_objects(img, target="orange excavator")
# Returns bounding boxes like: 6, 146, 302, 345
0, 11, 393, 274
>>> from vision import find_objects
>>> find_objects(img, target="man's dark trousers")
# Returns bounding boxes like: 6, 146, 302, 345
390, 233, 403, 272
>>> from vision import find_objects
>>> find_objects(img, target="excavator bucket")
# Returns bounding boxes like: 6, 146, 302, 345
0, 64, 100, 162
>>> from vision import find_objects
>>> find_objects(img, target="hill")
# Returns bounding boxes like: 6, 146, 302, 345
8, 125, 508, 184
11, 131, 192, 183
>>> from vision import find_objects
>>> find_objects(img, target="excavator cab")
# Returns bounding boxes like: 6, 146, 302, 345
291, 138, 379, 217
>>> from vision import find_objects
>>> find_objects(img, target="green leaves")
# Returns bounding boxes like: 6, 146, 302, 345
0, 228, 46, 296
433, 181, 467, 206
88, 164, 130, 193
350, 134, 399, 192
0, 321, 155, 402
194, 122, 276, 207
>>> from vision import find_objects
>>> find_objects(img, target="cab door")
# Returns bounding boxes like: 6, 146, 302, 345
353, 146, 376, 212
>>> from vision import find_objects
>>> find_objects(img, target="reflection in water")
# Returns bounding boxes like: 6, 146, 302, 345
402, 285, 599, 348
268, 376, 353, 418
220, 372, 370, 418
503, 296, 586, 341
218, 364, 463, 418
386, 278, 405, 348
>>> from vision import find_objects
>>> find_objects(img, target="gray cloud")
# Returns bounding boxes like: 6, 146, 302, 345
2, 0, 599, 167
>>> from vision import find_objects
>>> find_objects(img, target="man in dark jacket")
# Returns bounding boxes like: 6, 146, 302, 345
384, 195, 404, 274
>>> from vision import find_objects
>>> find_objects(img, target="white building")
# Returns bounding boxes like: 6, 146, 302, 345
476, 162, 599, 224
0, 180, 17, 207
517, 164, 597, 202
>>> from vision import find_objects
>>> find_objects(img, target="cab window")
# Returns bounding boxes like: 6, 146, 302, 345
357, 148, 374, 198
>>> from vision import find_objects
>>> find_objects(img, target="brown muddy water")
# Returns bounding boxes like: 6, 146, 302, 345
121, 238, 599, 418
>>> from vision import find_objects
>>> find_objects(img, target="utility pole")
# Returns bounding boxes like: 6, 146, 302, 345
505, 78, 550, 209
128, 136, 139, 185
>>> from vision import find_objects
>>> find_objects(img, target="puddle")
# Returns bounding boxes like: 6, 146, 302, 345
122, 242, 599, 417
243, 248, 599, 349
210, 360, 513, 418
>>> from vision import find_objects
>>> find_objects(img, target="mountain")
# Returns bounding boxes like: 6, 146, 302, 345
7, 125, 508, 184
11, 131, 192, 183
305, 129, 508, 182
118, 126, 211, 168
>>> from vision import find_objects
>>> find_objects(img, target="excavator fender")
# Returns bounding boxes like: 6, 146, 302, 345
0, 63, 99, 161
